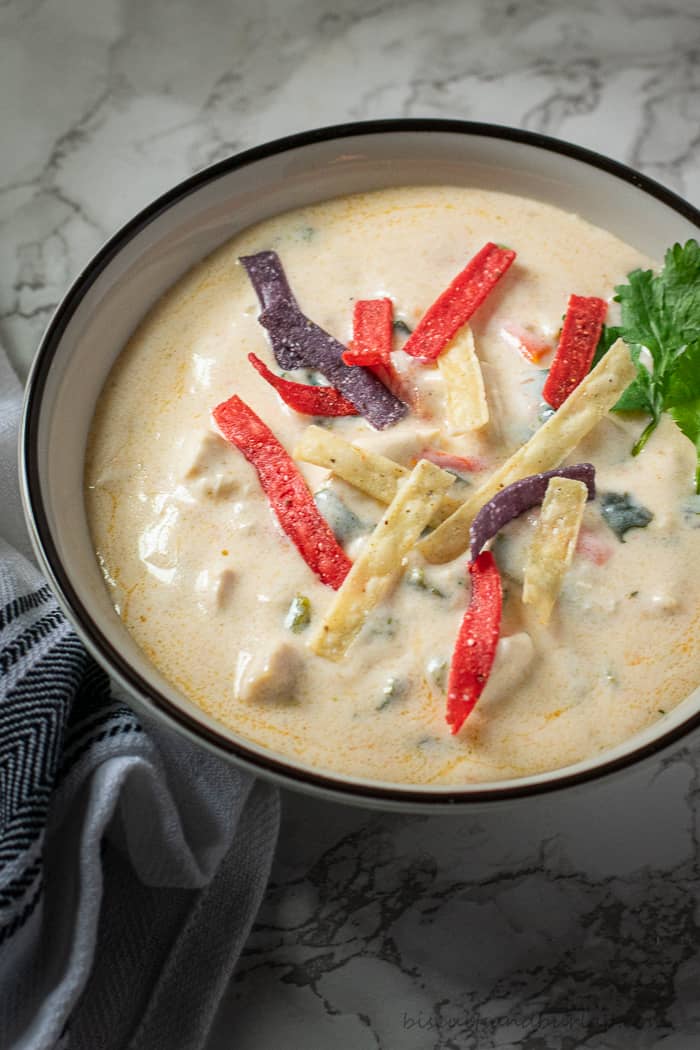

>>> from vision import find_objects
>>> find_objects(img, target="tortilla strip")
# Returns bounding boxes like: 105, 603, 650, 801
437, 326, 489, 432
419, 338, 636, 564
522, 476, 588, 624
310, 460, 455, 661
294, 425, 463, 524
295, 425, 405, 504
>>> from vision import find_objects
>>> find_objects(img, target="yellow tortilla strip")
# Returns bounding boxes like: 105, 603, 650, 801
294, 425, 405, 505
419, 338, 636, 564
309, 460, 455, 661
437, 326, 489, 432
294, 425, 463, 524
522, 476, 588, 624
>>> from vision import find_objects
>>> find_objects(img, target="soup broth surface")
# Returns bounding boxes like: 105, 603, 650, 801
85, 186, 700, 784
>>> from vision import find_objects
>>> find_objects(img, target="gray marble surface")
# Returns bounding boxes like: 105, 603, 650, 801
3, 0, 700, 1046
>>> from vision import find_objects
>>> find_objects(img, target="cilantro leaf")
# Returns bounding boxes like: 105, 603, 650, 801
665, 340, 700, 493
593, 240, 700, 464
591, 324, 622, 369
658, 240, 700, 347
615, 267, 668, 364
593, 326, 654, 417
614, 371, 654, 414
616, 241, 700, 365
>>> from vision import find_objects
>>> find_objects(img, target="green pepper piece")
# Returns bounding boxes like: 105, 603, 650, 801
285, 594, 311, 633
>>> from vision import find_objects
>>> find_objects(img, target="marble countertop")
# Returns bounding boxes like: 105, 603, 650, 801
3, 0, 700, 1045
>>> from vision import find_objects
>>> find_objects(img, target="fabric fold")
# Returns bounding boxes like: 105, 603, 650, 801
0, 345, 280, 1050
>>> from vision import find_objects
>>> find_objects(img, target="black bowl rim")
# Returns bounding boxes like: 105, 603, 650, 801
21, 118, 700, 808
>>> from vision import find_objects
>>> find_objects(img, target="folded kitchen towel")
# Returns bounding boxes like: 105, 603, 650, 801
0, 343, 280, 1050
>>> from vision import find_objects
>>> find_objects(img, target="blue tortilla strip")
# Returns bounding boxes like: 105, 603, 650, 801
240, 250, 298, 313
469, 464, 596, 561
259, 301, 407, 429
240, 250, 408, 429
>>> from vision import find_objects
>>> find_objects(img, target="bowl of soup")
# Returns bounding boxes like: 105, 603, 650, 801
20, 120, 700, 811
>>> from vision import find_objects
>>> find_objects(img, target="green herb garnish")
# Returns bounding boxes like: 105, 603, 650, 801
284, 594, 311, 633
426, 656, 448, 691
366, 615, 398, 639
599, 491, 653, 542
666, 342, 700, 492
416, 735, 438, 749
314, 487, 367, 543
596, 240, 700, 487
406, 566, 446, 598
376, 676, 406, 711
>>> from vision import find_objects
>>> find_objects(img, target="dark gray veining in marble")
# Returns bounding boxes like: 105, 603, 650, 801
2, 0, 699, 375
3, 0, 700, 1045
209, 744, 700, 1048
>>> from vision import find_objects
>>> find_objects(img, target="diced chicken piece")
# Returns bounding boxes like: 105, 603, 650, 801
640, 592, 681, 617
194, 568, 237, 613
181, 430, 240, 499
138, 503, 179, 582
480, 632, 535, 707
237, 644, 302, 705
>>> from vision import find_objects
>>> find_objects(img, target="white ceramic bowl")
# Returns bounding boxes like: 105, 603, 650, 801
20, 120, 700, 812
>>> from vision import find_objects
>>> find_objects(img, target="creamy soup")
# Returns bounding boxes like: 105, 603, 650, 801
85, 187, 700, 785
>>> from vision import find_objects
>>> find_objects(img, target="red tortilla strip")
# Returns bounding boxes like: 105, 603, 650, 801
403, 243, 516, 361
213, 394, 352, 589
446, 551, 502, 734
248, 353, 358, 416
543, 295, 608, 409
240, 251, 407, 429
343, 298, 394, 367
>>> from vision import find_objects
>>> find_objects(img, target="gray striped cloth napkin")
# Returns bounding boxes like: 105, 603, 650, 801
0, 346, 280, 1050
